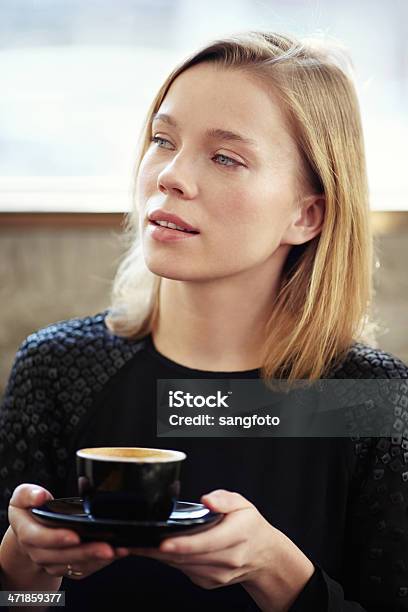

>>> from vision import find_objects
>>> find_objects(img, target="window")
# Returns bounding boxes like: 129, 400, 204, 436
1, 0, 407, 211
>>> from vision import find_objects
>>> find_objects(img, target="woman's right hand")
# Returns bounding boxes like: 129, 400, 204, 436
6, 483, 129, 580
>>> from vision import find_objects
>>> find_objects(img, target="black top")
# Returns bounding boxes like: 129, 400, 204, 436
1, 312, 408, 611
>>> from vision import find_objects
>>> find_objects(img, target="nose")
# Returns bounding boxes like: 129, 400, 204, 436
157, 156, 198, 200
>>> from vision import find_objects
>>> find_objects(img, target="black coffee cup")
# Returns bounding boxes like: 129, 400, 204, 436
76, 447, 186, 521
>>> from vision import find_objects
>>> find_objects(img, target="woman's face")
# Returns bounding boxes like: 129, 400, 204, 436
137, 62, 315, 282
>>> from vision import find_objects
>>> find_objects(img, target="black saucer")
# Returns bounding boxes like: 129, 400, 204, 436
31, 498, 223, 547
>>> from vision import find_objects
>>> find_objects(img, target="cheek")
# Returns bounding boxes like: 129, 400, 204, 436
211, 181, 294, 256
137, 157, 158, 199
212, 183, 272, 233
205, 187, 266, 258
212, 183, 256, 221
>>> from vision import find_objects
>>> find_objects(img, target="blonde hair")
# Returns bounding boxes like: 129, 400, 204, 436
106, 31, 374, 380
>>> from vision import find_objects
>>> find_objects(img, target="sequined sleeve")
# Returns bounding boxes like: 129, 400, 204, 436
339, 426, 408, 610
0, 313, 144, 541
0, 334, 66, 539
290, 433, 408, 611
291, 352, 408, 611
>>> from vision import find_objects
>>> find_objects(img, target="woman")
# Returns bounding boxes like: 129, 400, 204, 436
0, 32, 407, 611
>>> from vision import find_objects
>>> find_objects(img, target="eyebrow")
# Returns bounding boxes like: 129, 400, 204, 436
152, 112, 258, 148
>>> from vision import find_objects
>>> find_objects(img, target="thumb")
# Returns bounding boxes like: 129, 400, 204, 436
10, 483, 54, 509
200, 489, 254, 514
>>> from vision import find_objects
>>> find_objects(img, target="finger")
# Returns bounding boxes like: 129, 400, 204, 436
41, 564, 73, 578
200, 489, 254, 514
159, 510, 249, 554
9, 506, 82, 549
41, 548, 129, 578
114, 547, 130, 557
127, 543, 239, 567
9, 485, 82, 548
42, 564, 87, 579
158, 491, 254, 555
29, 541, 116, 567
10, 484, 53, 509
41, 557, 121, 580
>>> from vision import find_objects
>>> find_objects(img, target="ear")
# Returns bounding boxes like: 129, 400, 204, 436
282, 194, 325, 246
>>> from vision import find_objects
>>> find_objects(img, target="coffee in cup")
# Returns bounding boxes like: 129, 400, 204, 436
76, 447, 186, 521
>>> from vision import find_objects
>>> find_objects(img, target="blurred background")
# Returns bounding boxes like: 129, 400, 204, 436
1, 0, 407, 393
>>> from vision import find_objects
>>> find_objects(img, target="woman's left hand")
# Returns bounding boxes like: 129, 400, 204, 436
126, 489, 315, 611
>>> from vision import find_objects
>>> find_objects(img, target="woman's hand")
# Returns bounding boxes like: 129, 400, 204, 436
125, 489, 315, 612
4, 484, 129, 582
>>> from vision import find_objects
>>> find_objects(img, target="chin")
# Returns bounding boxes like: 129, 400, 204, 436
144, 257, 200, 281
142, 246, 232, 282
145, 259, 226, 283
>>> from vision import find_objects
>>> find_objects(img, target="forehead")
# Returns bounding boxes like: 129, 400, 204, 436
157, 63, 295, 153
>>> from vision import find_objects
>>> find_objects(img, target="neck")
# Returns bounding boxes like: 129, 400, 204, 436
152, 261, 285, 372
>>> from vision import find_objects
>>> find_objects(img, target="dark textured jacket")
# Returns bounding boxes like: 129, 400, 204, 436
1, 312, 408, 611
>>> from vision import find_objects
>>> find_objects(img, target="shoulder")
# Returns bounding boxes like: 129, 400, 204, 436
329, 342, 408, 379
20, 310, 141, 352
16, 311, 145, 366
3, 312, 147, 410
328, 343, 408, 456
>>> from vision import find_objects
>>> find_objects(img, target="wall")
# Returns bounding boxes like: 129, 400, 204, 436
0, 220, 123, 394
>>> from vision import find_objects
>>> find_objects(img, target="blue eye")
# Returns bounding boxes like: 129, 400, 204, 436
151, 136, 173, 149
213, 153, 241, 168
151, 137, 242, 169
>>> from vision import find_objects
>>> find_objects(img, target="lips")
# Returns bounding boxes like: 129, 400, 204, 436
148, 211, 199, 234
